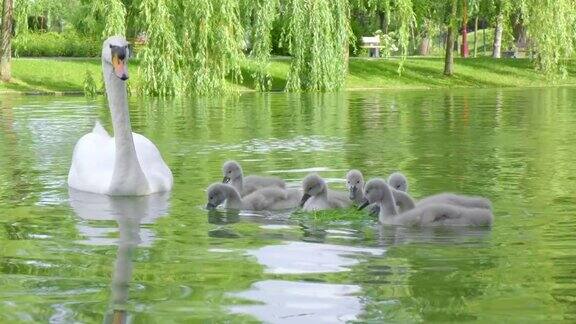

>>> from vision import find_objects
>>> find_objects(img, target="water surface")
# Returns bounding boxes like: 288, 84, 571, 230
1, 88, 576, 322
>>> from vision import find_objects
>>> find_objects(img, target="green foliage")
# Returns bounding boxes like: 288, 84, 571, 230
178, 0, 245, 94
394, 0, 416, 73
375, 31, 398, 58
282, 0, 352, 91
520, 0, 576, 77
351, 0, 415, 74
91, 0, 127, 38
13, 0, 576, 93
135, 0, 246, 96
245, 0, 279, 91
14, 0, 31, 35
12, 31, 100, 57
83, 69, 98, 96
137, 0, 181, 96
14, 0, 75, 34
292, 209, 375, 223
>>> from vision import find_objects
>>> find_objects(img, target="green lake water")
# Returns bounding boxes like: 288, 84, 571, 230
1, 88, 576, 323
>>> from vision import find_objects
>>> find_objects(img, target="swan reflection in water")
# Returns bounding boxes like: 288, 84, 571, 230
69, 189, 170, 324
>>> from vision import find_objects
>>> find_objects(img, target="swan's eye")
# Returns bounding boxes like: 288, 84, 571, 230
228, 171, 231, 174
356, 181, 359, 184
209, 196, 213, 199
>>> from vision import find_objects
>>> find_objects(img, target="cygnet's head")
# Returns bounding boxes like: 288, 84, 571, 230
299, 174, 327, 207
388, 172, 408, 192
346, 169, 364, 200
206, 183, 230, 209
102, 36, 130, 81
363, 178, 390, 205
222, 160, 243, 183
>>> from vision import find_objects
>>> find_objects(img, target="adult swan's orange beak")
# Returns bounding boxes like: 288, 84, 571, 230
110, 45, 129, 81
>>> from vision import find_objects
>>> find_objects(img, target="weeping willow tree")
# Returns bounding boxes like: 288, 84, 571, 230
241, 0, 279, 91
281, 0, 352, 91
14, 0, 30, 35
394, 0, 416, 73
178, 0, 245, 94
519, 0, 576, 77
138, 0, 180, 96
90, 0, 126, 37
136, 0, 246, 96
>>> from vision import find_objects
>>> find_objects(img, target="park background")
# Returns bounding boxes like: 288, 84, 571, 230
0, 0, 575, 95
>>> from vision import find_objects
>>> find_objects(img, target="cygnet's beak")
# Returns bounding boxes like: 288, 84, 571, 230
358, 200, 370, 211
206, 202, 217, 210
299, 193, 311, 208
222, 176, 230, 183
348, 186, 357, 200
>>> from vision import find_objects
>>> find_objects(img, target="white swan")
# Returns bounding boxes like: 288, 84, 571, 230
206, 183, 302, 211
360, 179, 493, 226
300, 174, 351, 211
68, 36, 173, 196
222, 160, 285, 196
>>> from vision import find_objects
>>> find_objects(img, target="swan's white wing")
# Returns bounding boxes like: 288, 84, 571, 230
133, 133, 173, 193
68, 128, 115, 194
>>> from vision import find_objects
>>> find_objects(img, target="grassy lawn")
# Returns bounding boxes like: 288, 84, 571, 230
4, 58, 102, 93
244, 57, 576, 91
2, 56, 575, 94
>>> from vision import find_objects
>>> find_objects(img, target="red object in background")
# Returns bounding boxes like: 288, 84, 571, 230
461, 26, 469, 58
460, 0, 469, 58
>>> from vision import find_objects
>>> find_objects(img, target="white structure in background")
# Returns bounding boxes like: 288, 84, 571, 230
361, 36, 381, 58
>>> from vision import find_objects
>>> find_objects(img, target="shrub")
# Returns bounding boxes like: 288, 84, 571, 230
13, 31, 100, 57
83, 70, 99, 96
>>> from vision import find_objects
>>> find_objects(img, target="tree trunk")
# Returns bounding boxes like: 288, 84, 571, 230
419, 36, 430, 56
492, 12, 503, 58
460, 0, 469, 57
444, 0, 457, 76
378, 11, 388, 33
444, 27, 455, 75
473, 17, 478, 57
483, 24, 486, 55
1, 0, 13, 82
513, 18, 527, 58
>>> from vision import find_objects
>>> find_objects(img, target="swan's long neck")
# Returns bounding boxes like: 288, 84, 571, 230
103, 62, 149, 195
378, 185, 398, 223
356, 182, 366, 204
223, 185, 243, 209
349, 183, 365, 204
318, 184, 329, 201
231, 175, 244, 194
391, 189, 416, 213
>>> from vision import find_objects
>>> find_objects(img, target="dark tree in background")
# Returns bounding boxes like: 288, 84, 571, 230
1, 0, 13, 82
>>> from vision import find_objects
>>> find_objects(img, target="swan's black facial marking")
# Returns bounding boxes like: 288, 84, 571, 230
109, 45, 129, 80
299, 193, 311, 207
109, 44, 128, 60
